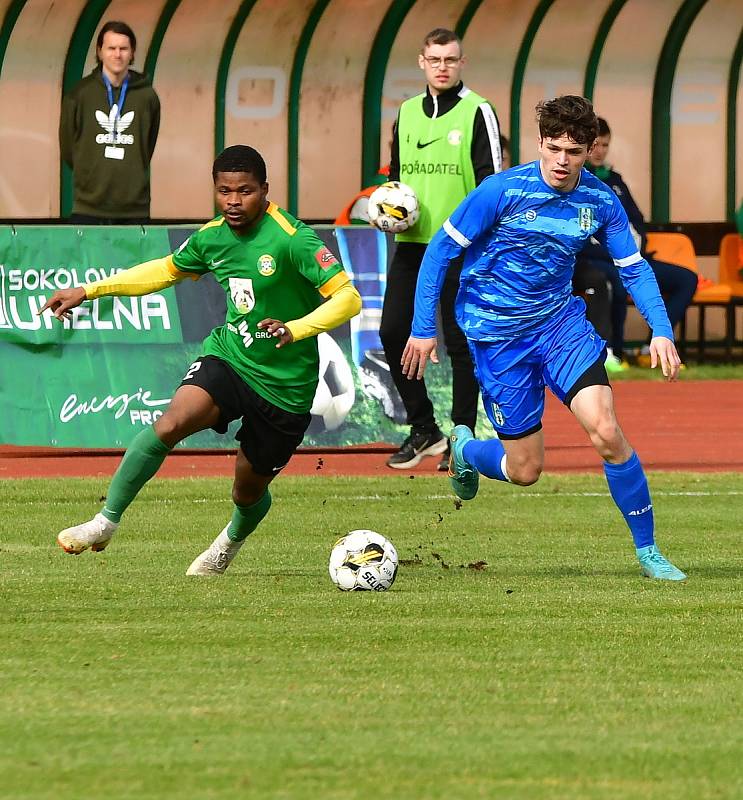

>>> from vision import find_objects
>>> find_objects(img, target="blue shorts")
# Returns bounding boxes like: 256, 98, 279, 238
468, 296, 606, 438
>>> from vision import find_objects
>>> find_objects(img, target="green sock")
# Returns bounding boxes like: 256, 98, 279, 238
101, 427, 172, 523
227, 490, 272, 542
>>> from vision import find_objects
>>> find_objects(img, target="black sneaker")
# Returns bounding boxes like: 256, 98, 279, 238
437, 443, 451, 472
386, 429, 448, 470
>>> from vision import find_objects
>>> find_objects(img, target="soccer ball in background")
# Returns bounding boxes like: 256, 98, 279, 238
309, 332, 356, 434
368, 181, 420, 234
329, 530, 399, 592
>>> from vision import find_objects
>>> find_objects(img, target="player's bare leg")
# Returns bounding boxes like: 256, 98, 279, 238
571, 385, 686, 580
153, 384, 223, 447
498, 432, 544, 486
569, 384, 631, 464
186, 450, 274, 576
57, 385, 219, 555
449, 424, 543, 500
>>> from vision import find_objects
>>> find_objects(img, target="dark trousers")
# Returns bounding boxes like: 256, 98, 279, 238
572, 260, 612, 342
574, 254, 697, 355
379, 241, 479, 433
67, 213, 151, 225
652, 259, 698, 329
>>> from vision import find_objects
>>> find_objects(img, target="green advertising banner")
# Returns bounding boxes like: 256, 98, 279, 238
0, 225, 194, 447
0, 226, 184, 345
0, 225, 467, 449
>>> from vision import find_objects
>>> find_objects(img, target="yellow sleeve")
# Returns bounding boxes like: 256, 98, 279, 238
83, 255, 197, 300
284, 278, 362, 342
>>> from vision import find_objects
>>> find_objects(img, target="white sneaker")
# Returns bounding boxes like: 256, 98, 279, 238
57, 512, 119, 554
186, 526, 243, 576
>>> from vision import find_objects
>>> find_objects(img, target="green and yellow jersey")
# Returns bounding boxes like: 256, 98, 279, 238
81, 202, 358, 413
171, 203, 347, 413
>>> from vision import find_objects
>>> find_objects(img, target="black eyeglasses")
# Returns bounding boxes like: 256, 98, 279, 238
422, 56, 462, 68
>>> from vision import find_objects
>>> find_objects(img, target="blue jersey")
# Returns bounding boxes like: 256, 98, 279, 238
412, 160, 672, 341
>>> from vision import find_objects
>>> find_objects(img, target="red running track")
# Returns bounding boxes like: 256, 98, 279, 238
1, 381, 741, 478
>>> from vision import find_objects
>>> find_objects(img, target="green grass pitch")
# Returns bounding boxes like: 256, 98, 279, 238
1, 474, 741, 799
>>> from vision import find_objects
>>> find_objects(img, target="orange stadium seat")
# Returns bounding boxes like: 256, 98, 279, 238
644, 232, 735, 361
717, 233, 743, 353
718, 233, 743, 293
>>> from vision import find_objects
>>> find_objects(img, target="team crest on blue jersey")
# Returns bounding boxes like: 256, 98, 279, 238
525, 210, 537, 222
257, 254, 276, 276
491, 402, 505, 426
579, 207, 594, 232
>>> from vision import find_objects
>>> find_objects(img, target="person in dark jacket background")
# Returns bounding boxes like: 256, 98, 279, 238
59, 20, 160, 223
572, 117, 697, 368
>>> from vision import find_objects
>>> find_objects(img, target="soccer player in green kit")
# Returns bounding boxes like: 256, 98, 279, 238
41, 145, 362, 576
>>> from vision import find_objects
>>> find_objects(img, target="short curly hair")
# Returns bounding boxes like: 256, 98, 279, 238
212, 145, 266, 183
536, 96, 598, 147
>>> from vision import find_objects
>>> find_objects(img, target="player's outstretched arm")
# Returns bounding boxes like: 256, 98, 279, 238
597, 196, 676, 349
401, 336, 438, 380
83, 256, 194, 299
649, 336, 681, 382
40, 256, 194, 322
39, 287, 87, 319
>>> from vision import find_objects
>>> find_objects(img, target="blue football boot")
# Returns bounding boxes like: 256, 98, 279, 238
636, 545, 687, 581
448, 425, 480, 501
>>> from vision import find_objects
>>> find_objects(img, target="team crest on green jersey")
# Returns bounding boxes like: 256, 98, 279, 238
257, 254, 276, 276
229, 277, 255, 314
579, 207, 594, 232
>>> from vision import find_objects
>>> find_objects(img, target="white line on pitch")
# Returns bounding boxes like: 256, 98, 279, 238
153, 490, 743, 506
315, 490, 743, 501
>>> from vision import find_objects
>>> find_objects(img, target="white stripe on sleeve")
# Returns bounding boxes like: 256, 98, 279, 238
443, 218, 471, 248
613, 252, 643, 268
478, 102, 502, 174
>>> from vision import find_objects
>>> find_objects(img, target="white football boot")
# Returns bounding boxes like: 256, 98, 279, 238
186, 525, 244, 576
57, 513, 119, 554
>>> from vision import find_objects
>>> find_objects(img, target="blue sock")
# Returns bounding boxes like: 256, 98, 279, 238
463, 439, 509, 482
603, 452, 654, 549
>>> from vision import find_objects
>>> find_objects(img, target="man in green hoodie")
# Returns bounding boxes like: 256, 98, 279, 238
59, 20, 160, 223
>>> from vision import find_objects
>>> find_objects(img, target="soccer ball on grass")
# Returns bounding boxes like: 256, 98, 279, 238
367, 181, 420, 233
329, 530, 399, 591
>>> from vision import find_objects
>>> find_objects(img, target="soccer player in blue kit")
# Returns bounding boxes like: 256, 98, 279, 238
401, 95, 686, 581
